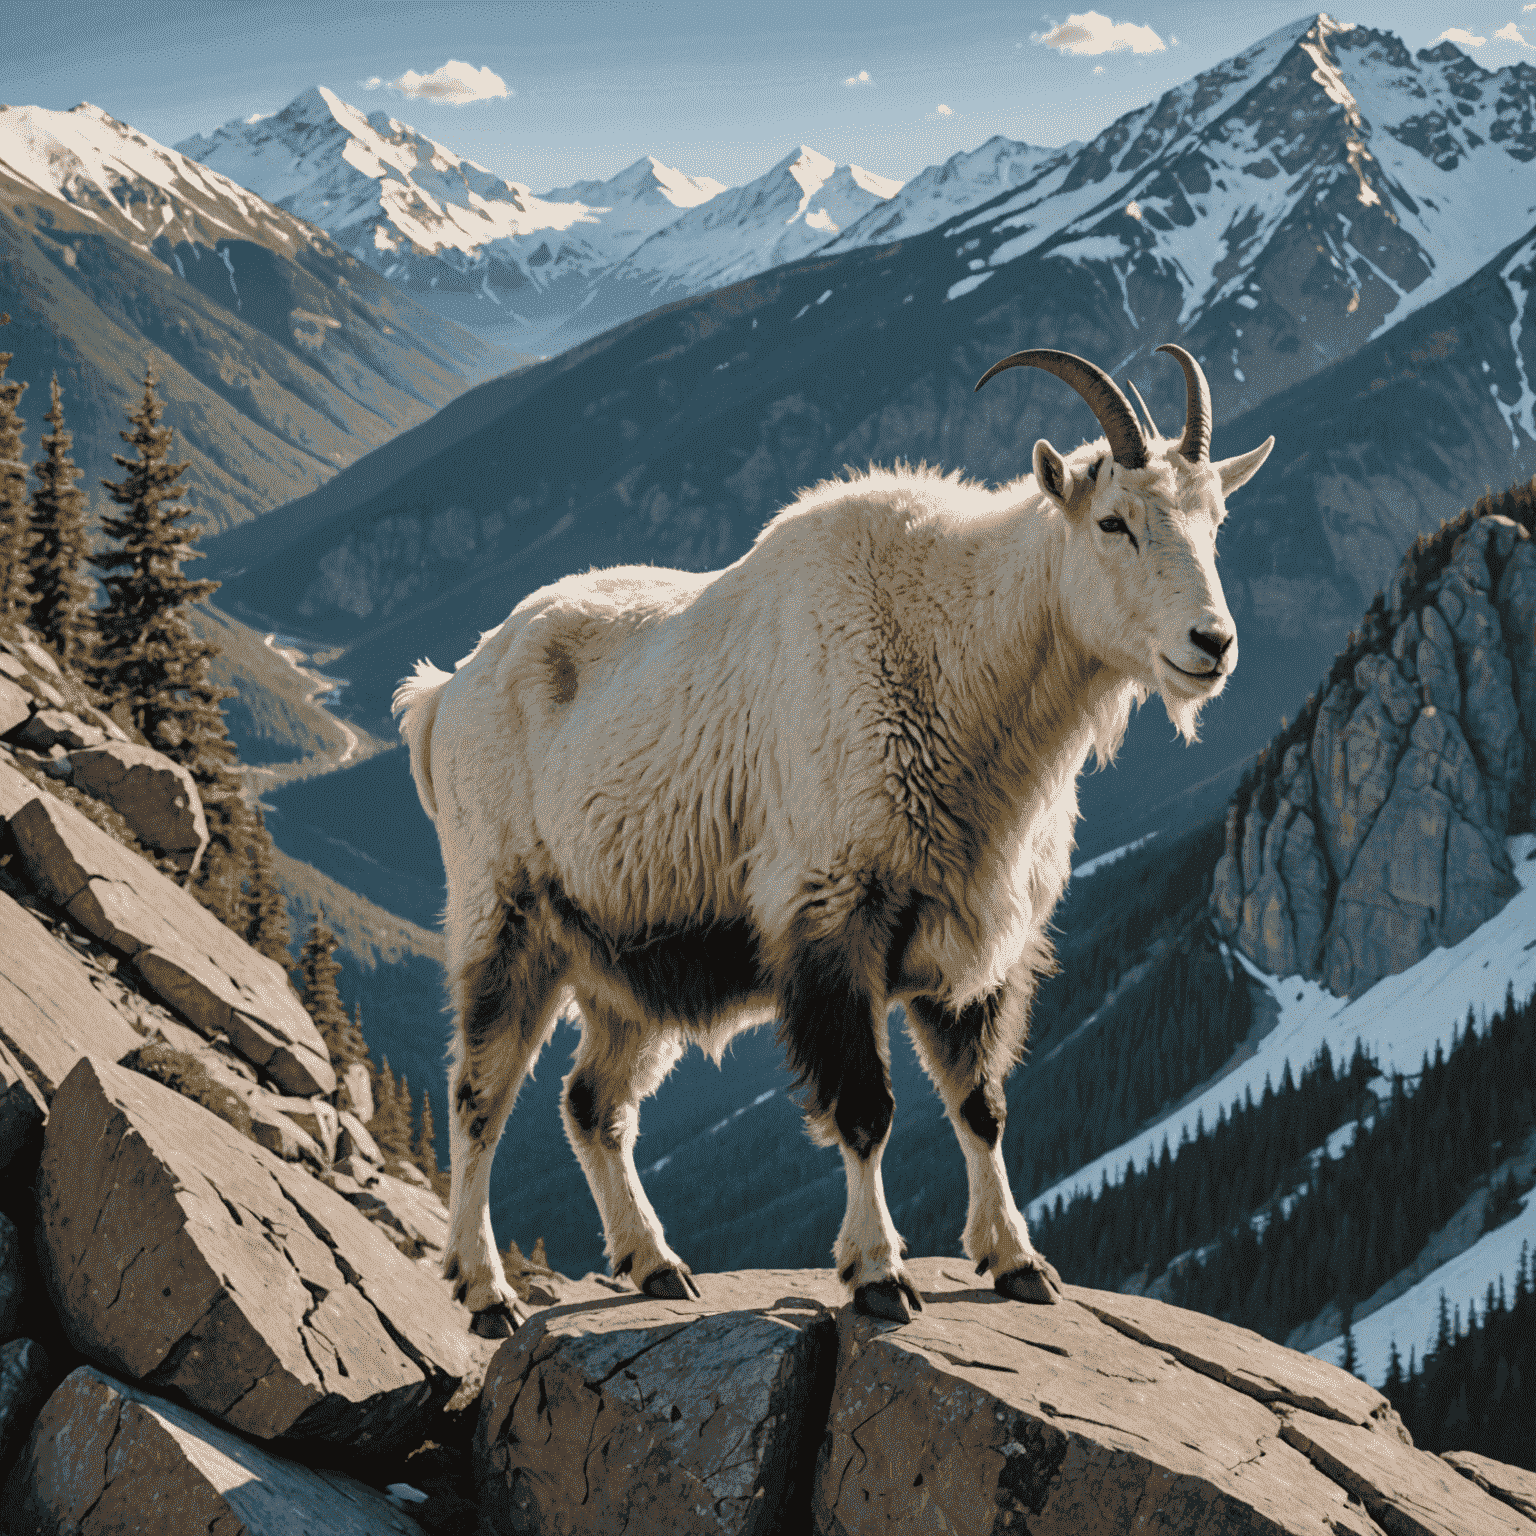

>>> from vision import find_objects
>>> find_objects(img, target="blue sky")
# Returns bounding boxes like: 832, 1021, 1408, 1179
7, 2, 1536, 188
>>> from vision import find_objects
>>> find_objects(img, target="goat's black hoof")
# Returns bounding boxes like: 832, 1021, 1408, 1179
469, 1301, 524, 1338
855, 1277, 922, 1323
643, 1265, 701, 1301
995, 1261, 1064, 1305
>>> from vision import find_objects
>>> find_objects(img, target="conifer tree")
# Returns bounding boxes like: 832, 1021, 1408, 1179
244, 804, 289, 962
91, 366, 282, 933
415, 1093, 448, 1199
28, 375, 95, 669
370, 1056, 415, 1168
297, 923, 351, 1064
92, 368, 215, 722
0, 316, 32, 622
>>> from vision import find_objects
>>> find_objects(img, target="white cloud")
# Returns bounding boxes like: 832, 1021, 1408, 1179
364, 76, 383, 90
844, 69, 872, 87
381, 60, 510, 104
1093, 64, 1106, 74
1037, 11, 1167, 56
1435, 26, 1487, 46
926, 103, 957, 119
935, 103, 954, 116
244, 111, 271, 123
1495, 20, 1535, 44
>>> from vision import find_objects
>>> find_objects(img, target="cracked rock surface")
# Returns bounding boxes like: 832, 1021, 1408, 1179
1443, 1451, 1536, 1522
37, 1056, 475, 1458
811, 1258, 1528, 1536
1, 1365, 426, 1535
475, 1269, 844, 1535
1212, 514, 1536, 996
2, 768, 334, 1096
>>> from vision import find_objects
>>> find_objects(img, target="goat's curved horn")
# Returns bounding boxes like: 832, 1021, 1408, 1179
1126, 379, 1160, 440
1156, 343, 1212, 463
974, 348, 1149, 469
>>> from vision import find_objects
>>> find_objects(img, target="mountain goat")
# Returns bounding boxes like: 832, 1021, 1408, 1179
394, 344, 1273, 1332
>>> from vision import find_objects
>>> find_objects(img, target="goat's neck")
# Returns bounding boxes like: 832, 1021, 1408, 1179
934, 494, 1124, 809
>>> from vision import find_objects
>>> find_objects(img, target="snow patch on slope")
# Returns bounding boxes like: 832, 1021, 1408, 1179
1028, 835, 1536, 1224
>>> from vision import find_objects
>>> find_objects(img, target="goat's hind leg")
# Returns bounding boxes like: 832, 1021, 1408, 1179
444, 884, 565, 1337
562, 1001, 697, 1299
906, 992, 1063, 1304
780, 901, 919, 1323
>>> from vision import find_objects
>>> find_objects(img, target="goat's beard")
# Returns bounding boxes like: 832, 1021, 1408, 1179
1160, 678, 1223, 745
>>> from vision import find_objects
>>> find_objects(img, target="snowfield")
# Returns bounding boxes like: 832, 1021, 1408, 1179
1028, 835, 1536, 1225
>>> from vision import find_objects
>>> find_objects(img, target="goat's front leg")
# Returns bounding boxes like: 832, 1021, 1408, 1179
443, 889, 565, 1337
562, 1002, 697, 1299
907, 992, 1062, 1303
780, 901, 919, 1322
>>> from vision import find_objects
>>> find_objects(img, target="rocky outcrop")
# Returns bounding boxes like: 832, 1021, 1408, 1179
2, 764, 334, 1095
1444, 1451, 1536, 1521
3, 1366, 427, 1535
67, 741, 209, 872
0, 632, 214, 875
1214, 510, 1536, 995
0, 1341, 51, 1476
470, 1258, 1533, 1536
36, 1056, 474, 1457
476, 1270, 842, 1535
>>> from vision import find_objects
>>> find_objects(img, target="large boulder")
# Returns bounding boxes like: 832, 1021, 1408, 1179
475, 1269, 843, 1536
37, 1056, 475, 1458
1, 767, 334, 1096
0, 887, 144, 1100
68, 740, 209, 873
1444, 1451, 1536, 1522
811, 1259, 1523, 1536
2, 1366, 425, 1535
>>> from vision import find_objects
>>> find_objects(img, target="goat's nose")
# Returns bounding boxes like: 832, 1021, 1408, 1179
1189, 625, 1234, 662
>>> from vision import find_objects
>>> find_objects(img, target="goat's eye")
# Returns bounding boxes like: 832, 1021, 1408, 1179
1098, 516, 1129, 536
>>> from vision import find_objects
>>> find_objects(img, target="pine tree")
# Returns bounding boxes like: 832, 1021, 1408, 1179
415, 1093, 448, 1200
297, 923, 351, 1066
0, 315, 31, 622
1339, 1296, 1358, 1378
91, 368, 215, 723
370, 1057, 414, 1168
91, 367, 274, 932
28, 375, 95, 669
244, 804, 289, 962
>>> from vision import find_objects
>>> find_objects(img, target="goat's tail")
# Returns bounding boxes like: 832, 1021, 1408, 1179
392, 660, 453, 822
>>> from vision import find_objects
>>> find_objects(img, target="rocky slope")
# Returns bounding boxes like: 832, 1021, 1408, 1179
2, 644, 1535, 1532
1213, 489, 1536, 996
0, 102, 507, 534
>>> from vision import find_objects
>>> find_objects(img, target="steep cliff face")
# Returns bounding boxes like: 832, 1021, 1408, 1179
1213, 486, 1536, 995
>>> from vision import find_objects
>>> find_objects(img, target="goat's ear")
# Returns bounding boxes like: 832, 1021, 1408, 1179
1033, 439, 1078, 512
1215, 436, 1274, 497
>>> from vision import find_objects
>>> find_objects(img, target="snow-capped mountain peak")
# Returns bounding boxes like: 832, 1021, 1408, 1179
0, 100, 308, 251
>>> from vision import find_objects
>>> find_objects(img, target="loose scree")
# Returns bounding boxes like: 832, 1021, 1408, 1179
393, 344, 1274, 1334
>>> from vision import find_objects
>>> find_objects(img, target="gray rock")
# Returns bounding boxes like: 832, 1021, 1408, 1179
37, 1056, 475, 1456
813, 1260, 1515, 1536
1497, 540, 1536, 740
0, 886, 145, 1099
2, 1365, 425, 1535
2, 771, 335, 1096
13, 708, 104, 752
1443, 1449, 1536, 1522
277, 1097, 338, 1163
341, 1060, 375, 1123
1418, 604, 1460, 715
336, 1109, 383, 1166
0, 1215, 21, 1342
0, 678, 28, 738
0, 1339, 51, 1476
69, 741, 209, 873
1280, 1409, 1531, 1536
476, 1269, 842, 1536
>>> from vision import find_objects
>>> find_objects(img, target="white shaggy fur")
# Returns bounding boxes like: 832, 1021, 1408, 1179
395, 425, 1272, 1324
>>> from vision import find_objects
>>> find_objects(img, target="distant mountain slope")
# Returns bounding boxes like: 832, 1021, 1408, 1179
0, 101, 507, 533
177, 88, 727, 346
177, 89, 904, 353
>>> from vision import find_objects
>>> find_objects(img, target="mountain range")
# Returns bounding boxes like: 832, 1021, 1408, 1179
0, 101, 507, 533
176, 90, 908, 352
